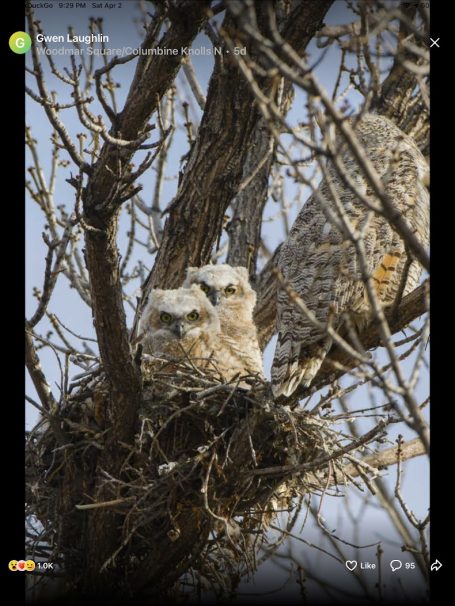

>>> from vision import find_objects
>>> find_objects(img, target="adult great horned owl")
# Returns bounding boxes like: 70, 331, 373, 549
271, 113, 429, 398
183, 264, 265, 380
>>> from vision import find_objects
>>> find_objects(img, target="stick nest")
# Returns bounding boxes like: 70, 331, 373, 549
26, 357, 387, 598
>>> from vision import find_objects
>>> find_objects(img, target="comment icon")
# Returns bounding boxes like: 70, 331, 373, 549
390, 560, 402, 572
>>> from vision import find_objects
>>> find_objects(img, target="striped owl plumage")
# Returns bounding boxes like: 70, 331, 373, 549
271, 113, 429, 398
184, 265, 265, 382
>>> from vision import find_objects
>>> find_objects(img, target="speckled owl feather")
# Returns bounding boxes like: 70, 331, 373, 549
271, 113, 429, 398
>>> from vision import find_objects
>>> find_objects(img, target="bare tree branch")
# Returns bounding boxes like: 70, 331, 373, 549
130, 0, 333, 339
49, 3, 212, 593
370, 2, 429, 155
295, 280, 429, 401
341, 437, 425, 481
225, 0, 333, 275
25, 331, 57, 412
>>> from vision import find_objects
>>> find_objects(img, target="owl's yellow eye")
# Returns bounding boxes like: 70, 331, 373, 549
225, 285, 236, 296
160, 312, 173, 324
186, 311, 200, 322
199, 283, 210, 294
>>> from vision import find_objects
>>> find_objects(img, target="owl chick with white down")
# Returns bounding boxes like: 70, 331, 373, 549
138, 281, 263, 386
271, 113, 429, 398
138, 284, 220, 372
184, 265, 265, 382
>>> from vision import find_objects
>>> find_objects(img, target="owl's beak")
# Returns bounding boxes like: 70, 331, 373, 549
209, 290, 221, 306
173, 321, 185, 339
